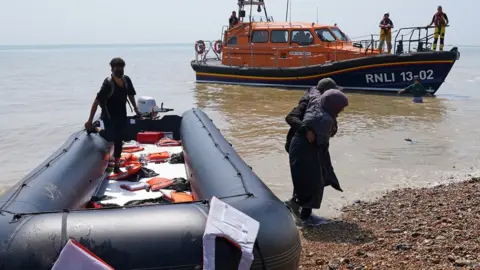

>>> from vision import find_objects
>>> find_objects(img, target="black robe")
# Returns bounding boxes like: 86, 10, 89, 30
285, 90, 343, 208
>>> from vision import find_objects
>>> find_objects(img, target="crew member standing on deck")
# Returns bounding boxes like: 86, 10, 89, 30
427, 5, 449, 51
229, 11, 239, 29
378, 12, 394, 54
85, 57, 141, 173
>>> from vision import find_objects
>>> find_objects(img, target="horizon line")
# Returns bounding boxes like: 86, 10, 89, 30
0, 42, 479, 50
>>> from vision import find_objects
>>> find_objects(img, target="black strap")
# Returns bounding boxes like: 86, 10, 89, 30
107, 76, 134, 113
254, 240, 267, 270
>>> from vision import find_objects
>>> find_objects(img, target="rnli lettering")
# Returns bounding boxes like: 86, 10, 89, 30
365, 73, 395, 84
365, 70, 435, 83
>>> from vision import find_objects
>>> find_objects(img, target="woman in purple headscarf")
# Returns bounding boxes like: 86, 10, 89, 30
288, 89, 348, 225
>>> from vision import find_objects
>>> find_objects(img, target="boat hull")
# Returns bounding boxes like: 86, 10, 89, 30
0, 109, 301, 270
191, 50, 460, 94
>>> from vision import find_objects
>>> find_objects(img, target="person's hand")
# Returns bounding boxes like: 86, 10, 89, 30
134, 107, 141, 116
306, 130, 315, 143
84, 120, 93, 131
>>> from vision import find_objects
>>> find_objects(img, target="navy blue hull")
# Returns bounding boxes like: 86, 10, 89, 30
191, 50, 460, 94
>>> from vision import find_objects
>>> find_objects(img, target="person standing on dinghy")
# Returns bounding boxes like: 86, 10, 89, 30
84, 57, 141, 173
288, 89, 348, 225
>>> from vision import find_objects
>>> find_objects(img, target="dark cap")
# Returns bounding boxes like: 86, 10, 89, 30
316, 78, 343, 93
110, 57, 126, 68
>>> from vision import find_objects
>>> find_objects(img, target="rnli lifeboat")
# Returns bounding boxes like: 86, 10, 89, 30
0, 96, 300, 269
190, 0, 460, 94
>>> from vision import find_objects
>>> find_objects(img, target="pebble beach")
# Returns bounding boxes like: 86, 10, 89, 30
299, 177, 480, 270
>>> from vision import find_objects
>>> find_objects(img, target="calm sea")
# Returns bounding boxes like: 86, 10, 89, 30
1, 44, 480, 217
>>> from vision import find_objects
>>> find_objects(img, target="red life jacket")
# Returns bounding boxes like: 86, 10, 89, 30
434, 12, 446, 26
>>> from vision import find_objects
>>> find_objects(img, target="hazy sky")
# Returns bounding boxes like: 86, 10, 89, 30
0, 0, 477, 45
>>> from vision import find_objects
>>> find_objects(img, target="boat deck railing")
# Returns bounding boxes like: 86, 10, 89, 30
352, 26, 450, 54
193, 25, 453, 68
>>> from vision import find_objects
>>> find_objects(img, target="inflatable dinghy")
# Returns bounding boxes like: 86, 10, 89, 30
0, 97, 301, 270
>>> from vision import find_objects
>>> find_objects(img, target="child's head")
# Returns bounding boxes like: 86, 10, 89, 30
414, 75, 420, 84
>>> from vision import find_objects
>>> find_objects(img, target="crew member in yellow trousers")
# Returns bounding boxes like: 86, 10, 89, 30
427, 5, 449, 51
378, 12, 394, 54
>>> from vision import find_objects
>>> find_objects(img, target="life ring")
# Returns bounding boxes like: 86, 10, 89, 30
213, 40, 223, 54
195, 40, 206, 54
108, 164, 142, 181
122, 146, 144, 153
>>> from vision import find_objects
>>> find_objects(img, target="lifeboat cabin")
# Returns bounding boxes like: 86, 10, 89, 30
218, 21, 381, 68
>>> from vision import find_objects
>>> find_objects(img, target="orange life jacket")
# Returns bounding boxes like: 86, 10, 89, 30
161, 190, 194, 203
122, 145, 145, 153
147, 152, 170, 162
155, 138, 182, 147
108, 164, 142, 181
147, 177, 174, 191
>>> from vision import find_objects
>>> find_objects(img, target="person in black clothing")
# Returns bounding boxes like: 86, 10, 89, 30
284, 78, 344, 223
287, 89, 348, 225
285, 78, 342, 153
84, 57, 141, 173
229, 11, 239, 28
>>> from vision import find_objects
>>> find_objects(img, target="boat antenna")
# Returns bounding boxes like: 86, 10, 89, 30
289, 0, 292, 23
285, 0, 289, 22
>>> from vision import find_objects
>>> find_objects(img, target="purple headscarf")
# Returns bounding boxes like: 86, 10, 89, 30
320, 89, 349, 118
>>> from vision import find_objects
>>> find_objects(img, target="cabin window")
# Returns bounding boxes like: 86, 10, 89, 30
315, 28, 337, 42
291, 30, 313, 45
270, 30, 288, 43
227, 36, 238, 45
251, 30, 269, 43
330, 28, 350, 41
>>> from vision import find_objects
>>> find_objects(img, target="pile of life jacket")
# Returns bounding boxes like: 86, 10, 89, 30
85, 177, 193, 209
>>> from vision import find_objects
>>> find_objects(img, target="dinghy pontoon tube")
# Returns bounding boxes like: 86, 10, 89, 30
0, 108, 301, 270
